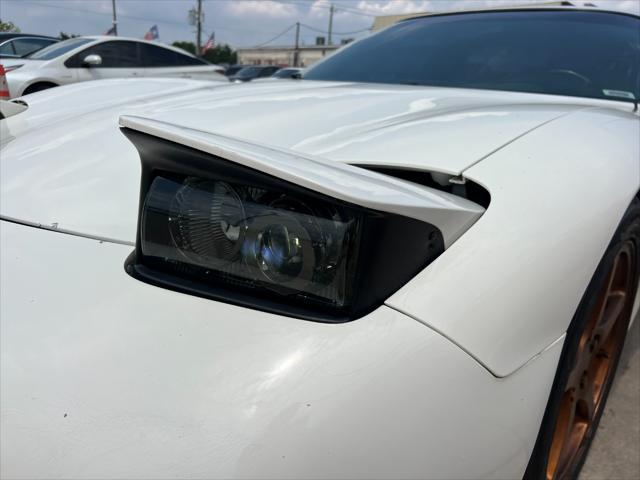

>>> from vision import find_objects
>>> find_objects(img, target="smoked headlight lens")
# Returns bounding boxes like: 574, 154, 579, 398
122, 129, 445, 322
141, 175, 361, 309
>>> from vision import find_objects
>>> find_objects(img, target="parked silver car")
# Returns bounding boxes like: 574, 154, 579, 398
1, 36, 226, 97
0, 33, 58, 59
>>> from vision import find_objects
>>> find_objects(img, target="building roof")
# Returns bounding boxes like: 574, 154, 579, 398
237, 44, 340, 53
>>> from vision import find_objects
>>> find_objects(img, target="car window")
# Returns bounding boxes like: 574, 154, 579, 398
65, 41, 141, 68
91, 41, 139, 67
141, 43, 179, 67
28, 37, 93, 60
0, 41, 15, 55
305, 11, 640, 104
272, 68, 294, 78
12, 38, 56, 56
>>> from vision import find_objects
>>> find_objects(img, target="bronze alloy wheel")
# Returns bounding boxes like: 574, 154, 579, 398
525, 200, 640, 480
546, 241, 638, 480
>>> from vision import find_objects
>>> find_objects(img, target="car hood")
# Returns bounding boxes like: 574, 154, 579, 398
1, 78, 582, 243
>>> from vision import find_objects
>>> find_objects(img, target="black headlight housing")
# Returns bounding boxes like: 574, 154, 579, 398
122, 128, 444, 322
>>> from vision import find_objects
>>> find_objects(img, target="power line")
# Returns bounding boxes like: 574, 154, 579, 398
278, 0, 377, 18
251, 23, 296, 48
9, 0, 288, 37
333, 5, 378, 18
300, 23, 369, 36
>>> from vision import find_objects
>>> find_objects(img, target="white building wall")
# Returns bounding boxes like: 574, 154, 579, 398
237, 47, 339, 67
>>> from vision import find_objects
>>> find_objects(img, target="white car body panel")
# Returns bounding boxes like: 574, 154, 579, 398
119, 115, 485, 247
1, 65, 638, 477
0, 220, 563, 479
1, 79, 622, 245
0, 57, 37, 68
0, 99, 27, 118
1, 79, 638, 377
2, 36, 226, 98
73, 61, 141, 82
388, 107, 640, 376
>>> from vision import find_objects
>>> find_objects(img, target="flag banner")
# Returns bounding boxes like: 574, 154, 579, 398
203, 32, 215, 54
144, 25, 159, 40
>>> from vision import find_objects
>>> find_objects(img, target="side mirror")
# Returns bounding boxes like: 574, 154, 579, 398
82, 54, 102, 67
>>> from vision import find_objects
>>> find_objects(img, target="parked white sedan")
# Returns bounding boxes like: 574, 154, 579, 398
1, 36, 226, 97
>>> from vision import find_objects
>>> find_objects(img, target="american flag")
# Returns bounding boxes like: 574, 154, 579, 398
202, 32, 215, 54
144, 25, 159, 41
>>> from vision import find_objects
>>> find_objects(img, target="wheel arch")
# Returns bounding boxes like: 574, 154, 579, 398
21, 80, 59, 96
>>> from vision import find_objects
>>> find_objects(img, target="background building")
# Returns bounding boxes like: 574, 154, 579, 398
237, 44, 340, 67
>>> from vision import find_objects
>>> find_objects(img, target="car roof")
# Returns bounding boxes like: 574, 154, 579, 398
401, 6, 640, 22
0, 33, 59, 41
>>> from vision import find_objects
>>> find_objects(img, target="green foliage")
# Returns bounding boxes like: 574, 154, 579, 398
59, 31, 79, 40
172, 41, 238, 65
0, 20, 20, 33
172, 41, 196, 55
203, 44, 237, 65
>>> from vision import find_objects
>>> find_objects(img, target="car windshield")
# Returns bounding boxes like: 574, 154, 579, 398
305, 10, 640, 103
27, 37, 93, 60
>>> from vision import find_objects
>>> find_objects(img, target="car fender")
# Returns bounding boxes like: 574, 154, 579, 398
19, 77, 61, 95
387, 106, 640, 377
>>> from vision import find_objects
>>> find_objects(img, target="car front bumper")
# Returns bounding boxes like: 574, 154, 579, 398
0, 220, 562, 479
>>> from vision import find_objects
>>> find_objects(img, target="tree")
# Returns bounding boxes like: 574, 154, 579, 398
59, 31, 79, 40
0, 20, 20, 33
172, 41, 196, 55
172, 41, 237, 65
204, 44, 237, 65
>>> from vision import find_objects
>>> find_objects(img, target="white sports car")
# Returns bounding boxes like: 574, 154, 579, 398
1, 7, 638, 480
0, 35, 227, 98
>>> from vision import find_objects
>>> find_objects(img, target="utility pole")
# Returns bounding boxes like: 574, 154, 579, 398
111, 0, 118, 36
328, 4, 334, 45
196, 0, 203, 56
293, 21, 300, 67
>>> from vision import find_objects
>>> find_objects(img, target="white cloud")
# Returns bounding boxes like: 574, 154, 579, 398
225, 0, 299, 18
599, 0, 640, 14
309, 0, 332, 18
354, 0, 640, 15
355, 0, 431, 15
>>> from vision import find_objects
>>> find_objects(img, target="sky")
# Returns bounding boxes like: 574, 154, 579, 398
1, 0, 638, 48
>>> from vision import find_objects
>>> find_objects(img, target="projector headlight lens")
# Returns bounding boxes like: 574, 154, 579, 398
141, 175, 361, 309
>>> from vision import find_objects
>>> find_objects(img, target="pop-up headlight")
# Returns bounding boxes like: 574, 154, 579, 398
121, 123, 457, 322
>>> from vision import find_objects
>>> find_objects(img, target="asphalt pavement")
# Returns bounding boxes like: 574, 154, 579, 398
580, 314, 640, 480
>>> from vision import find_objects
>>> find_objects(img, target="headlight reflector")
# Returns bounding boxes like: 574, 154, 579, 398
142, 175, 361, 310
122, 128, 446, 322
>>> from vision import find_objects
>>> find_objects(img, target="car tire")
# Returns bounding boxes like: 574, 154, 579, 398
525, 198, 640, 480
22, 82, 58, 95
